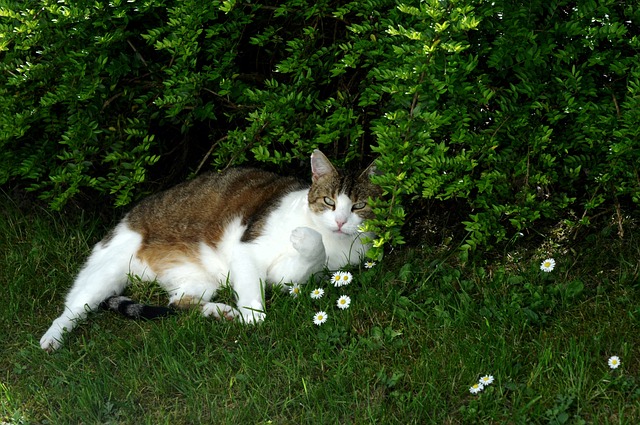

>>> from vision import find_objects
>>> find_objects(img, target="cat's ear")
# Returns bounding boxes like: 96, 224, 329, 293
311, 149, 337, 182
359, 160, 382, 180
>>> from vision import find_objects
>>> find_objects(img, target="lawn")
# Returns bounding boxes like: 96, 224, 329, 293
1, 195, 639, 424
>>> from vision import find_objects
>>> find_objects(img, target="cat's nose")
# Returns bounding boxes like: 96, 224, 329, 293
336, 220, 346, 230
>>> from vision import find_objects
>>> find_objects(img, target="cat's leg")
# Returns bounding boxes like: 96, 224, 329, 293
228, 252, 267, 324
40, 224, 143, 351
166, 256, 265, 324
161, 263, 237, 321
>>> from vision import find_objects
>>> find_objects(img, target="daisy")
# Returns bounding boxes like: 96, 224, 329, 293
469, 382, 484, 394
540, 258, 556, 272
479, 375, 494, 386
331, 271, 352, 287
364, 261, 376, 269
608, 355, 621, 369
331, 271, 344, 286
310, 288, 324, 299
288, 283, 301, 298
336, 295, 351, 310
313, 311, 328, 326
340, 271, 353, 286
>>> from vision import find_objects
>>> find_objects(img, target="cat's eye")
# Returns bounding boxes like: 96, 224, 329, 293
352, 201, 367, 210
323, 197, 335, 207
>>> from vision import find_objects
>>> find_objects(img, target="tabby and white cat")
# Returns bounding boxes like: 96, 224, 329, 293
40, 150, 380, 351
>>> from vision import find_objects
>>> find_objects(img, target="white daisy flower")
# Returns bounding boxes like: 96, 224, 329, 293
540, 258, 556, 272
469, 382, 484, 394
313, 311, 328, 326
288, 283, 301, 298
608, 356, 621, 369
479, 375, 494, 386
310, 288, 324, 299
331, 271, 352, 287
339, 271, 353, 286
336, 295, 351, 310
364, 261, 376, 269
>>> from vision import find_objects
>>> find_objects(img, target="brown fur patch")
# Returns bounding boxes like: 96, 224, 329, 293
127, 168, 307, 269
135, 241, 201, 275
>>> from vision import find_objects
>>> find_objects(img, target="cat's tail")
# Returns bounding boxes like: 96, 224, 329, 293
100, 296, 174, 320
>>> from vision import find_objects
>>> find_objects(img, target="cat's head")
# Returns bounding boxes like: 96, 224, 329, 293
307, 150, 381, 236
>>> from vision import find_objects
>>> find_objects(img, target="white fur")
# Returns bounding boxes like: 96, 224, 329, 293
40, 223, 149, 351
40, 188, 372, 351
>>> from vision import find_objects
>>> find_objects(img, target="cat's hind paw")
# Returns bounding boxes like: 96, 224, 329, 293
40, 326, 62, 353
40, 317, 74, 352
201, 302, 236, 321
203, 302, 265, 324
40, 333, 63, 352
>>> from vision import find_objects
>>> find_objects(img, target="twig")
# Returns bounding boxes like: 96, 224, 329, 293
409, 71, 426, 118
194, 135, 227, 175
612, 93, 621, 118
202, 88, 249, 110
614, 195, 624, 238
127, 39, 148, 68
102, 92, 123, 110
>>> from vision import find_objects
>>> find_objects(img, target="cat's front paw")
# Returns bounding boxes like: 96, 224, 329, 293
290, 227, 324, 259
238, 307, 266, 324
234, 299, 266, 324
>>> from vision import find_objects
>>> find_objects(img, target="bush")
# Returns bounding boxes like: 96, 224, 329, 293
1, 0, 639, 256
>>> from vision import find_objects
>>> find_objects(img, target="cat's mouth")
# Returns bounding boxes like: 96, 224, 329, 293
333, 228, 354, 236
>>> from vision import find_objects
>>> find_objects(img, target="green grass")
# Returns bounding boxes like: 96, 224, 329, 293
2, 196, 640, 424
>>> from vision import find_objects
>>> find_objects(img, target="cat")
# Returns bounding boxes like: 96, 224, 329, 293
40, 149, 380, 351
